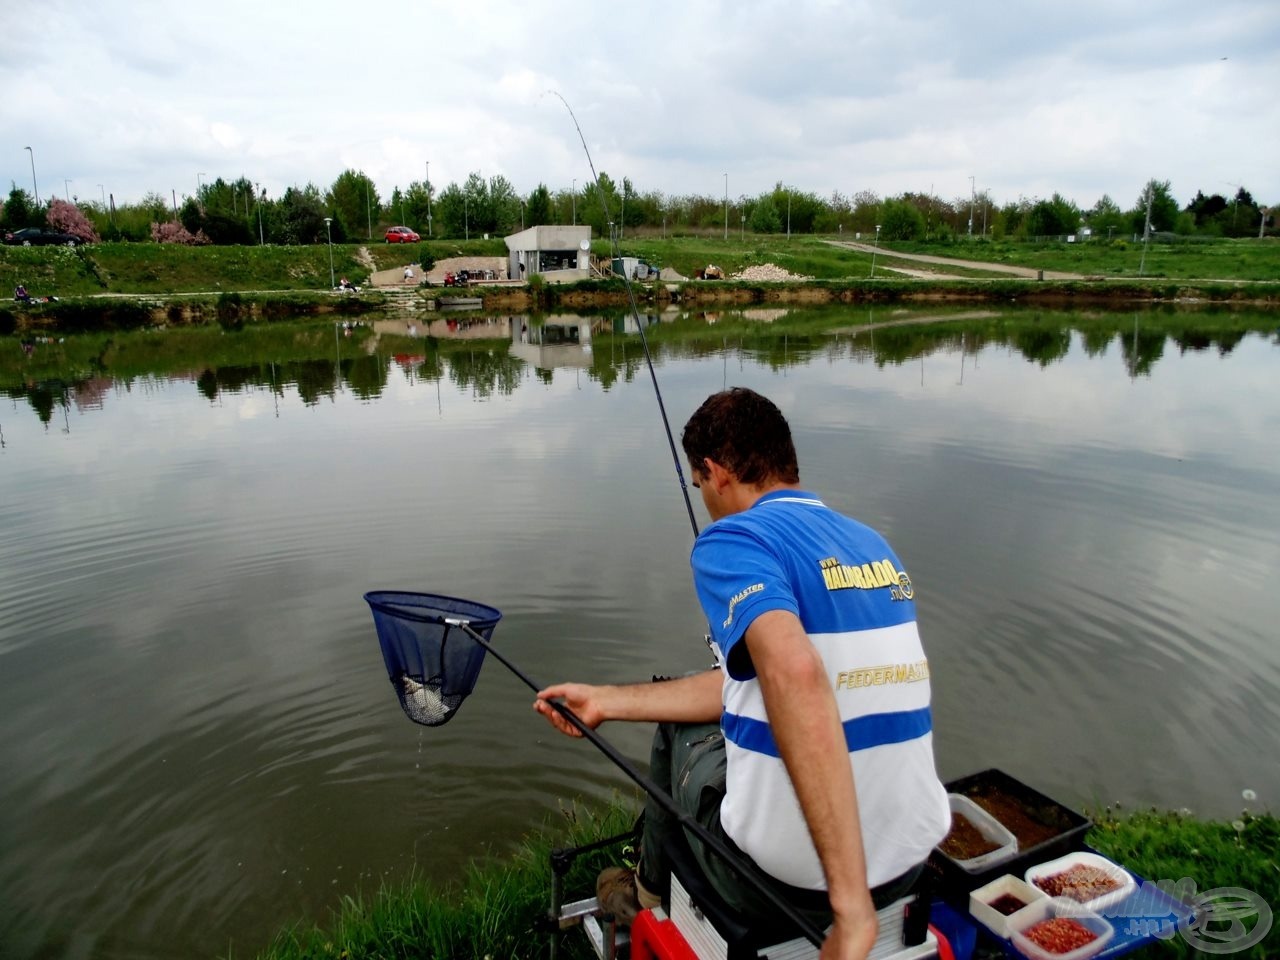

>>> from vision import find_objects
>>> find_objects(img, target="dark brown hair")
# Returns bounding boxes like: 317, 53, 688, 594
681, 387, 799, 486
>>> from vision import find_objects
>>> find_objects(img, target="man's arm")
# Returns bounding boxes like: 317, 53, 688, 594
534, 667, 722, 737
744, 609, 878, 960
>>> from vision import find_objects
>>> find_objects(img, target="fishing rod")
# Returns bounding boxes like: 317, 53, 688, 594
545, 94, 829, 950
547, 90, 701, 541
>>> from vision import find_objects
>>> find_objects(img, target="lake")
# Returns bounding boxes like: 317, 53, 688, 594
1, 304, 1277, 960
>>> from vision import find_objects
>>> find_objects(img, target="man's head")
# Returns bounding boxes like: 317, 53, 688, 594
681, 388, 800, 493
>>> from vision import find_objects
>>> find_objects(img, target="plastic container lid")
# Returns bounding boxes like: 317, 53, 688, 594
1025, 850, 1136, 914
939, 793, 1019, 874
968, 873, 1050, 939
1009, 897, 1114, 960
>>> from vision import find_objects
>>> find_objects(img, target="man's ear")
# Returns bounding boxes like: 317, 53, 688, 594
704, 457, 733, 492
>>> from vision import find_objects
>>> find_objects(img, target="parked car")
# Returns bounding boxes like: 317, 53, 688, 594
4, 227, 84, 246
384, 226, 420, 244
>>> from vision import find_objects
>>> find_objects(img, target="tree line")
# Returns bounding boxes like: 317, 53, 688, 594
2, 170, 1273, 245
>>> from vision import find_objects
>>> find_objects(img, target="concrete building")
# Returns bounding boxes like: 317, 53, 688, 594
504, 225, 592, 283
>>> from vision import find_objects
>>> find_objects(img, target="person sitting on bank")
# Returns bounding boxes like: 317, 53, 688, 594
15, 284, 32, 303
535, 387, 949, 959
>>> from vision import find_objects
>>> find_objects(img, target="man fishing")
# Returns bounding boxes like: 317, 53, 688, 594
535, 387, 950, 960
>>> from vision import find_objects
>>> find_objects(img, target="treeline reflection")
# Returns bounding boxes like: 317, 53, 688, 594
2, 308, 1273, 427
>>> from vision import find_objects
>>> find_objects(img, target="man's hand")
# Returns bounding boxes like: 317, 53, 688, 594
534, 683, 607, 737
822, 904, 878, 960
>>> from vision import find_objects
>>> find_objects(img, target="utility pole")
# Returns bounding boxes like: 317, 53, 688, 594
968, 176, 975, 237
24, 146, 39, 206
1138, 185, 1154, 277
723, 173, 728, 241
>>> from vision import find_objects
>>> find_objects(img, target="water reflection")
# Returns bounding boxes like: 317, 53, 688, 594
4, 307, 1272, 428
1, 303, 1278, 960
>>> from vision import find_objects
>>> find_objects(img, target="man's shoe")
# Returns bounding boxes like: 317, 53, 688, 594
597, 866, 662, 925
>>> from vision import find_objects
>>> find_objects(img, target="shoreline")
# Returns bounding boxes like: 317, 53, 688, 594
5, 277, 1278, 335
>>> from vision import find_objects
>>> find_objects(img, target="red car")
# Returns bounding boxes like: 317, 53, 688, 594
384, 226, 420, 243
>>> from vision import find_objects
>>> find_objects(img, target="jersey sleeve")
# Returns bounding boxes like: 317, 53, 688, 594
690, 521, 798, 680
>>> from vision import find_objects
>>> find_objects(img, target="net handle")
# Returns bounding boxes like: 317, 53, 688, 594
448, 618, 826, 948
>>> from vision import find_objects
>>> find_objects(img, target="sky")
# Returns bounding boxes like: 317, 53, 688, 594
2, 0, 1278, 215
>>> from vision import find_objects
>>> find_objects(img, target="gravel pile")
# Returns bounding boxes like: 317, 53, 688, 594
731, 263, 813, 282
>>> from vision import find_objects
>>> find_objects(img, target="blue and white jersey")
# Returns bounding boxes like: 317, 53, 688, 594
691, 489, 950, 890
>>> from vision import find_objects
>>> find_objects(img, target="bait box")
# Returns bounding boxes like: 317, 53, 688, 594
1008, 897, 1114, 960
929, 769, 1091, 899
968, 873, 1049, 939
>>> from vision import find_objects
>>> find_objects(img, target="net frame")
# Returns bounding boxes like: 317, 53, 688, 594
364, 591, 502, 726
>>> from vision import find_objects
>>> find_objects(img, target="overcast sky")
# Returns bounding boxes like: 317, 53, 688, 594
3, 0, 1277, 215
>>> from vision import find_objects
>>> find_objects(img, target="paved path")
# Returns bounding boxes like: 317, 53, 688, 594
825, 240, 1088, 281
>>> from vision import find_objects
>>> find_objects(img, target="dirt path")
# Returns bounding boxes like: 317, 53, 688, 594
825, 240, 1088, 281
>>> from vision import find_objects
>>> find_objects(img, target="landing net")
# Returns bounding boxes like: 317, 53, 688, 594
364, 591, 503, 726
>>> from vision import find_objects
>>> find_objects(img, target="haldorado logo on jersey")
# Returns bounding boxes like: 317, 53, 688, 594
818, 555, 914, 601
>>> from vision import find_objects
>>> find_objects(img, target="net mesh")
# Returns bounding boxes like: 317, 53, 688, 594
364, 591, 503, 727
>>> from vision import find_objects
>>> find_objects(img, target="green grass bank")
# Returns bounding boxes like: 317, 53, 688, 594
2, 235, 1276, 337
240, 797, 1277, 960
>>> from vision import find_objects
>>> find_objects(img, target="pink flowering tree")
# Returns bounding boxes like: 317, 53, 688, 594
47, 198, 101, 243
150, 220, 210, 245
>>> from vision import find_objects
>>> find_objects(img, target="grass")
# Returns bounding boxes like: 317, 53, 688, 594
3, 234, 1274, 303
241, 796, 640, 960
237, 794, 1277, 960
889, 236, 1280, 281
1088, 803, 1278, 959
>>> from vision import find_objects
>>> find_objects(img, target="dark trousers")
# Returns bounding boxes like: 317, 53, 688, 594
640, 721, 922, 936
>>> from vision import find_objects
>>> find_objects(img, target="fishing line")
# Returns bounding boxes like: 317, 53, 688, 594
547, 90, 700, 540
543, 95, 830, 949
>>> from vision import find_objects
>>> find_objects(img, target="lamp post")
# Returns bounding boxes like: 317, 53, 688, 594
98, 184, 105, 207
365, 180, 371, 240
256, 183, 265, 245
64, 179, 72, 202
870, 224, 881, 278
571, 178, 576, 225
968, 175, 975, 237
24, 146, 39, 205
464, 195, 469, 240
723, 173, 728, 241
425, 160, 432, 236
323, 217, 335, 289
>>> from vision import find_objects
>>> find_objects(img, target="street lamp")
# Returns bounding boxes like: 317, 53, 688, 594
968, 175, 975, 237
425, 160, 432, 236
464, 195, 469, 240
365, 180, 371, 240
98, 184, 105, 207
24, 146, 39, 205
723, 173, 728, 241
64, 179, 72, 202
255, 183, 265, 245
870, 224, 881, 278
323, 217, 335, 289
571, 178, 576, 225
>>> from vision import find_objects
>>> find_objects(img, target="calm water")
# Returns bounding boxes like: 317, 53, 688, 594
1, 307, 1278, 959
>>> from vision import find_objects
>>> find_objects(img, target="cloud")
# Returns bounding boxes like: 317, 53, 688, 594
2, 0, 1277, 208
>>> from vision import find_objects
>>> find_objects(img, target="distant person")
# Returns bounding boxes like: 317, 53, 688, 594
404, 266, 415, 283
15, 284, 32, 303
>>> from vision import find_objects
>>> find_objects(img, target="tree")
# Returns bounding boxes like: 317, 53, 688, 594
525, 184, 552, 227
1087, 195, 1127, 239
1, 185, 39, 231
276, 184, 328, 245
749, 196, 783, 233
327, 170, 379, 241
1025, 193, 1080, 238
46, 198, 101, 243
879, 198, 926, 241
1131, 179, 1179, 234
